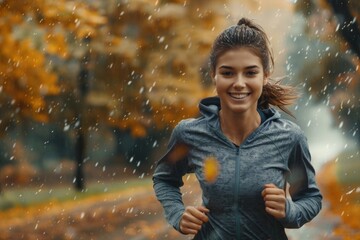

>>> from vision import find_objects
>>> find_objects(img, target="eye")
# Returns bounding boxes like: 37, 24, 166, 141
246, 70, 258, 77
220, 71, 234, 77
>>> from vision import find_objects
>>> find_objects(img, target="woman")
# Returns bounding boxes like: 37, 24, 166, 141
153, 17, 322, 240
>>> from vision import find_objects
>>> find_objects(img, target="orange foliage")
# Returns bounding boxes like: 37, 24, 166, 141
0, 0, 106, 124
317, 160, 360, 239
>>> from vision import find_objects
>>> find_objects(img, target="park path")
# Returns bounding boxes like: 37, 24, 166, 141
0, 174, 342, 240
0, 177, 199, 240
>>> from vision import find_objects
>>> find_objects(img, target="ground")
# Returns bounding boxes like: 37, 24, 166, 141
0, 160, 359, 240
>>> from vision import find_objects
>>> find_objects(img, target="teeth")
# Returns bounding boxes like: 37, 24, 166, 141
229, 93, 249, 99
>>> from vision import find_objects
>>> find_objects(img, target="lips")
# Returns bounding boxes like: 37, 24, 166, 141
228, 92, 250, 99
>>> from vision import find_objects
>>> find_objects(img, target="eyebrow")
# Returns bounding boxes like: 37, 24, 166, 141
219, 65, 260, 70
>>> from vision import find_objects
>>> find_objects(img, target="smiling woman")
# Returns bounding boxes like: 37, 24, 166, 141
214, 48, 266, 145
153, 17, 322, 240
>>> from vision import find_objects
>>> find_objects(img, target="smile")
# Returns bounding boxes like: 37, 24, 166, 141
228, 92, 250, 99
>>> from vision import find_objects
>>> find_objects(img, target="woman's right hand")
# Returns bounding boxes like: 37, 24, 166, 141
179, 206, 209, 235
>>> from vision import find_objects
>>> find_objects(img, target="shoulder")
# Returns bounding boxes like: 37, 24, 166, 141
173, 116, 209, 140
267, 117, 307, 144
176, 116, 208, 130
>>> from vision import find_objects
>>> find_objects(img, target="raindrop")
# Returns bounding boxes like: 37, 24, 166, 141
129, 156, 134, 163
346, 188, 355, 195
335, 23, 340, 32
64, 124, 70, 131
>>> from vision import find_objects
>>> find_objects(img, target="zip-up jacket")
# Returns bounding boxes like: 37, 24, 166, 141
153, 97, 322, 240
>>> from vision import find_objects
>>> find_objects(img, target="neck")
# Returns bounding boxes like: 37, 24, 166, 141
219, 108, 261, 146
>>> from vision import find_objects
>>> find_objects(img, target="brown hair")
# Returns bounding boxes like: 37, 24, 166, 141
209, 17, 298, 116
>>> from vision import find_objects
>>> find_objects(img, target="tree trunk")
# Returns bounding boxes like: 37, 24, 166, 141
74, 37, 91, 191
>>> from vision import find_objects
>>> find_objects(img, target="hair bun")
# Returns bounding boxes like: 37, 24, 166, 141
237, 18, 252, 26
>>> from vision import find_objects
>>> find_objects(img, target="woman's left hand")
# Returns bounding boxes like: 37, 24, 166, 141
261, 183, 286, 219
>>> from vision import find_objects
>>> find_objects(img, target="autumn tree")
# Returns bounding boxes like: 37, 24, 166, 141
292, 0, 359, 144
1, 0, 229, 190
0, 0, 108, 190
78, 0, 228, 172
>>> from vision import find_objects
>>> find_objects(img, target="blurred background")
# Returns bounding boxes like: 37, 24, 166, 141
0, 0, 359, 239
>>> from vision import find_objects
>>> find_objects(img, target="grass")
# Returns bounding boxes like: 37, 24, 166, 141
0, 177, 153, 211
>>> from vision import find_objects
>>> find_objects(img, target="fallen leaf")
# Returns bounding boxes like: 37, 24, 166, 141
203, 156, 219, 183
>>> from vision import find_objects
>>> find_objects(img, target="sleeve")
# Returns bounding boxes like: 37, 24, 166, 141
279, 132, 323, 228
152, 123, 191, 232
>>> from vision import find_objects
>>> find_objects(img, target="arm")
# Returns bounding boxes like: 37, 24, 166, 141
152, 125, 189, 231
279, 133, 323, 228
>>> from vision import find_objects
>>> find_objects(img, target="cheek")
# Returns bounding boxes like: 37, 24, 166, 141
215, 80, 227, 93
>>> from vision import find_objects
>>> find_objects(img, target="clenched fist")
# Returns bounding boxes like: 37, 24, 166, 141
261, 183, 286, 219
179, 206, 209, 235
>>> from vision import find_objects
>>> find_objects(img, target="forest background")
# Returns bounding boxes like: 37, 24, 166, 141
0, 0, 359, 239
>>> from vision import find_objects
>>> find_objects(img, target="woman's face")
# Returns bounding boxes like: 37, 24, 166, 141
213, 47, 267, 115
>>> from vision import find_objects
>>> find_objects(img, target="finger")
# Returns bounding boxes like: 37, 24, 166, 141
182, 211, 203, 225
181, 221, 202, 231
262, 184, 277, 197
180, 226, 199, 235
197, 205, 210, 213
265, 206, 285, 219
264, 183, 277, 188
262, 187, 285, 197
189, 207, 208, 223
265, 200, 285, 211
196, 206, 210, 222
263, 193, 286, 202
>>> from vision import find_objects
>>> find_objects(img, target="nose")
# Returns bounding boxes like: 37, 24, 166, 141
233, 74, 246, 88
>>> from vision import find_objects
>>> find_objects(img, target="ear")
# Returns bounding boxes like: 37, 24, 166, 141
263, 74, 268, 85
211, 71, 216, 84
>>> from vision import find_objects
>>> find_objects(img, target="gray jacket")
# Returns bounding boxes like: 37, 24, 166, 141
153, 97, 322, 240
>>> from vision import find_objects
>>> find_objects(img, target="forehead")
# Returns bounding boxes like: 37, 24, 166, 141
216, 47, 262, 68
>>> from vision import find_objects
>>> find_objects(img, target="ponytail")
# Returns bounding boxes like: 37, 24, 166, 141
259, 79, 299, 117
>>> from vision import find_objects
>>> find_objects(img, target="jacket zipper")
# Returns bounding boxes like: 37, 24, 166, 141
235, 147, 241, 239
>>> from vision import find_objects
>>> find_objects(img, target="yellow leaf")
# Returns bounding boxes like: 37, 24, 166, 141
203, 156, 219, 183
